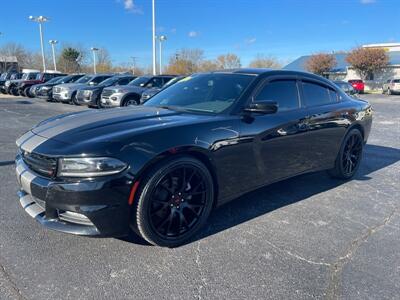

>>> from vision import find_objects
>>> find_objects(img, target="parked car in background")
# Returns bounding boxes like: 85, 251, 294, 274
17, 72, 67, 98
53, 74, 113, 104
5, 70, 39, 95
0, 72, 22, 94
76, 74, 136, 108
100, 75, 176, 107
333, 80, 357, 96
140, 75, 186, 103
348, 79, 364, 94
15, 69, 372, 247
382, 78, 400, 95
36, 74, 85, 101
30, 76, 67, 98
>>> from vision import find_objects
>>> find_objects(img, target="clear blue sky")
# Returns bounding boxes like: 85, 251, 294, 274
0, 0, 399, 67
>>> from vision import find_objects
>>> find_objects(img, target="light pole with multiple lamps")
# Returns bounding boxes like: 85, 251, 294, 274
90, 47, 99, 74
158, 35, 167, 75
28, 15, 49, 72
49, 40, 58, 71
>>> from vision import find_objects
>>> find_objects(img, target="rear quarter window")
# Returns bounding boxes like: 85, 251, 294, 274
302, 81, 335, 107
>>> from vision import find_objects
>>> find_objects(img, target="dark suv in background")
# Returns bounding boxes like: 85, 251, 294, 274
35, 74, 85, 101
5, 71, 39, 95
76, 74, 136, 108
100, 75, 176, 107
0, 72, 22, 94
140, 75, 185, 103
17, 72, 67, 97
53, 74, 113, 104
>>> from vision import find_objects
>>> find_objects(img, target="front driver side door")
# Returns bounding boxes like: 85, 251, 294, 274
239, 77, 313, 186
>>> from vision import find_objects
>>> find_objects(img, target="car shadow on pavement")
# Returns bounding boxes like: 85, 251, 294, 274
119, 144, 400, 246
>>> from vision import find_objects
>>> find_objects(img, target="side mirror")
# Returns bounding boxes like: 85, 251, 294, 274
244, 100, 278, 114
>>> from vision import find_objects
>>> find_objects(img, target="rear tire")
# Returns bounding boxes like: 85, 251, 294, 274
328, 129, 363, 179
10, 87, 19, 96
131, 156, 214, 247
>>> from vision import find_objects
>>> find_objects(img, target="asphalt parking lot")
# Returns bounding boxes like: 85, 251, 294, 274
0, 94, 399, 299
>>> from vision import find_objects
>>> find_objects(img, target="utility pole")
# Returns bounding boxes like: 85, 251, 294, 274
130, 56, 137, 75
90, 47, 99, 74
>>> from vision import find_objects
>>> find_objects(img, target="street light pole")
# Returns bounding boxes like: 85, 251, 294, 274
159, 35, 167, 75
90, 47, 99, 74
29, 16, 49, 72
152, 0, 156, 75
49, 40, 58, 71
131, 56, 137, 75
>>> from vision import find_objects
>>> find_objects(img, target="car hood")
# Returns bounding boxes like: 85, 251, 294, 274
31, 106, 211, 146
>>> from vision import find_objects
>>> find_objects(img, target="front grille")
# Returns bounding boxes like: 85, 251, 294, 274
101, 89, 113, 98
22, 151, 57, 177
54, 87, 61, 93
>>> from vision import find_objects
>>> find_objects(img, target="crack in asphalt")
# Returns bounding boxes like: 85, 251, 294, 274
0, 259, 26, 300
194, 240, 208, 300
326, 208, 399, 299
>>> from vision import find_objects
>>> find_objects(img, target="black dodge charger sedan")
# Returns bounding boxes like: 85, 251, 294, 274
15, 69, 372, 247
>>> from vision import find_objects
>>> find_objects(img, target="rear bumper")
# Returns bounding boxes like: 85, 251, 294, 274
15, 155, 134, 237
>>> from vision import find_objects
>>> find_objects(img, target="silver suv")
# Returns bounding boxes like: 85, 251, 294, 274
53, 74, 113, 104
382, 78, 400, 95
100, 75, 176, 107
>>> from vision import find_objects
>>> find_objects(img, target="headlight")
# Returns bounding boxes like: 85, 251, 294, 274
57, 157, 127, 177
41, 86, 51, 91
5, 81, 10, 86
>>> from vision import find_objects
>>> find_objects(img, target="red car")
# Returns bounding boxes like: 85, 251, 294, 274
348, 79, 364, 94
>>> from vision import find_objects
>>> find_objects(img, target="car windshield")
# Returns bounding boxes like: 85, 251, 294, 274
98, 77, 119, 86
76, 75, 92, 83
144, 73, 255, 114
129, 76, 151, 86
393, 79, 400, 83
35, 74, 42, 80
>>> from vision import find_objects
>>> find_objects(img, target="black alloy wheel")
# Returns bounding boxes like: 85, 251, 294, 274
71, 92, 79, 105
24, 87, 33, 98
11, 87, 19, 96
133, 156, 214, 247
329, 129, 363, 179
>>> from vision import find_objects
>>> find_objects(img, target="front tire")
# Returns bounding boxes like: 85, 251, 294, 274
132, 156, 214, 247
71, 92, 79, 105
328, 128, 363, 179
24, 87, 33, 98
122, 96, 140, 106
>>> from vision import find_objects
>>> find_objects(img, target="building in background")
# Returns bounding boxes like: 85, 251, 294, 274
284, 43, 400, 90
0, 56, 18, 72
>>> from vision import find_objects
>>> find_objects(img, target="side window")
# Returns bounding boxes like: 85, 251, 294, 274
147, 77, 164, 88
302, 81, 333, 107
162, 77, 173, 86
118, 78, 131, 85
328, 89, 338, 102
92, 76, 107, 84
43, 74, 53, 80
254, 79, 299, 112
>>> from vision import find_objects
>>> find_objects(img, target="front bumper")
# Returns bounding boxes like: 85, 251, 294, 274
15, 155, 134, 237
53, 91, 71, 102
76, 91, 99, 106
100, 93, 123, 108
37, 89, 52, 100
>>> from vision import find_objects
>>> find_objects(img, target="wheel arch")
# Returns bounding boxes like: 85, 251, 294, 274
134, 146, 220, 207
121, 92, 141, 105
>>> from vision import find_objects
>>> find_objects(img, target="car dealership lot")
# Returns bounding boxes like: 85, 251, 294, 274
0, 94, 399, 299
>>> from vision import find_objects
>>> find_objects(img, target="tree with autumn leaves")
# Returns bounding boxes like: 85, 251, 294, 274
346, 47, 389, 80
305, 53, 337, 76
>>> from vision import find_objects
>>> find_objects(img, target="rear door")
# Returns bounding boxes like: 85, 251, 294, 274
299, 79, 348, 170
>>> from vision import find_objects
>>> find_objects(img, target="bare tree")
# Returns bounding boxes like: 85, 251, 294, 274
165, 48, 205, 74
216, 53, 241, 69
0, 43, 31, 69
198, 60, 219, 72
346, 47, 389, 80
305, 53, 337, 76
249, 54, 281, 69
